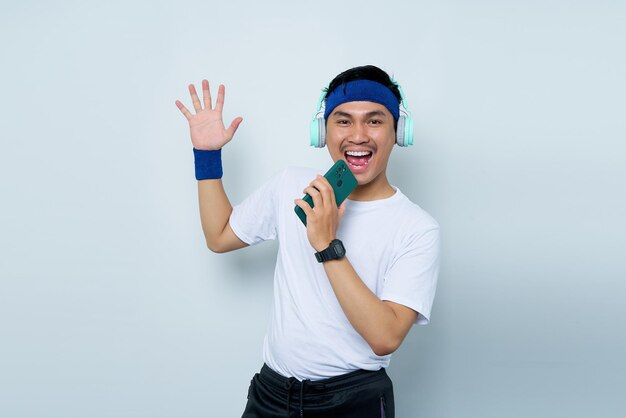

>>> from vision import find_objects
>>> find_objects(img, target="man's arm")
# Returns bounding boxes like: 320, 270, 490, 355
176, 80, 247, 253
294, 176, 417, 356
197, 179, 247, 253
322, 258, 417, 356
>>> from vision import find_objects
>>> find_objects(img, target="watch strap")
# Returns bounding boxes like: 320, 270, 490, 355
315, 247, 332, 263
314, 239, 345, 263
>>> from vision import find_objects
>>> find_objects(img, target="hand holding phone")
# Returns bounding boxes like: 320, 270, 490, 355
294, 160, 358, 226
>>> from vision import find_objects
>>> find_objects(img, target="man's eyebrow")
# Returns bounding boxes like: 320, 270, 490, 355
364, 110, 388, 118
330, 110, 353, 118
330, 110, 388, 118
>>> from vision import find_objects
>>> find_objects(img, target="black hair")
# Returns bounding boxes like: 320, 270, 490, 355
325, 65, 402, 103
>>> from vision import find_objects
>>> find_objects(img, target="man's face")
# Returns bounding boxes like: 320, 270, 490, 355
325, 101, 396, 194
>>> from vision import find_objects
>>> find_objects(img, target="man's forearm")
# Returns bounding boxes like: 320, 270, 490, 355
197, 179, 235, 252
323, 257, 416, 356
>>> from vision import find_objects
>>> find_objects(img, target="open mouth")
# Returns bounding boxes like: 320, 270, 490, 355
345, 150, 373, 171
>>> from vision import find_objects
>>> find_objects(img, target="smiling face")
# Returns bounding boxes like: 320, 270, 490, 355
325, 101, 397, 201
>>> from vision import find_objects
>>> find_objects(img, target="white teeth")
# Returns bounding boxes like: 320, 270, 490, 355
346, 151, 372, 157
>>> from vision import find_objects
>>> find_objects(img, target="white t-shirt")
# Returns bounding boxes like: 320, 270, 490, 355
229, 166, 440, 381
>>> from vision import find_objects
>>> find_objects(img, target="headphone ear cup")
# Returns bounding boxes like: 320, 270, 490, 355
404, 114, 414, 146
309, 116, 326, 148
318, 118, 326, 148
310, 116, 321, 147
310, 89, 328, 148
396, 110, 414, 147
396, 115, 406, 147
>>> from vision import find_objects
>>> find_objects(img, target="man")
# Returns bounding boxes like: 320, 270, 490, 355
175, 65, 440, 417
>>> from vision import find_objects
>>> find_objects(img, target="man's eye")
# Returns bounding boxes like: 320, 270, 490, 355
369, 119, 382, 125
337, 120, 349, 125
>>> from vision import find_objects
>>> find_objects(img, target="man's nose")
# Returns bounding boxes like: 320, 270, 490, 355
348, 123, 369, 144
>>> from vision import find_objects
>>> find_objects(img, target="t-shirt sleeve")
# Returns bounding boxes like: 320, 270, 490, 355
229, 170, 284, 246
380, 225, 440, 325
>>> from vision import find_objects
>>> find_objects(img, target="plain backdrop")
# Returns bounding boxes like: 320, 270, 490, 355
1, 1, 625, 417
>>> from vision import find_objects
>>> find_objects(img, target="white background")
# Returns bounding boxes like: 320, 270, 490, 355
1, 1, 625, 417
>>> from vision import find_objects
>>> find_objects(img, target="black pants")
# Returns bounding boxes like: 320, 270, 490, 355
242, 364, 394, 418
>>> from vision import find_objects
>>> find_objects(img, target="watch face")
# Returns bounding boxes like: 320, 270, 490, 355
331, 240, 346, 258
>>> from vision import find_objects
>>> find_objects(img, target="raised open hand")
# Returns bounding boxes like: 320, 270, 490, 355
175, 80, 243, 150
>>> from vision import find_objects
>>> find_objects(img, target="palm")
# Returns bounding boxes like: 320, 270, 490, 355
188, 108, 229, 149
176, 80, 243, 150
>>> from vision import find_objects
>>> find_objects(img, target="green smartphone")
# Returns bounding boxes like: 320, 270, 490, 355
294, 159, 358, 226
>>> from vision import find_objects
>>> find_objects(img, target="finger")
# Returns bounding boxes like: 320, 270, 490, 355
303, 185, 323, 209
175, 100, 193, 120
202, 79, 212, 110
225, 117, 243, 141
215, 84, 225, 112
313, 175, 333, 192
294, 199, 314, 218
311, 177, 335, 207
188, 83, 202, 112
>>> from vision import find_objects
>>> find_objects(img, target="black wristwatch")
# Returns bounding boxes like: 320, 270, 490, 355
315, 239, 346, 263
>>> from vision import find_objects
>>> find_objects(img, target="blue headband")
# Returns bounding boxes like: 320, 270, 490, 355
323, 79, 400, 121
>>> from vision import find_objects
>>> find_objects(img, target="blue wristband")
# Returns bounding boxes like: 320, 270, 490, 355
193, 148, 223, 180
